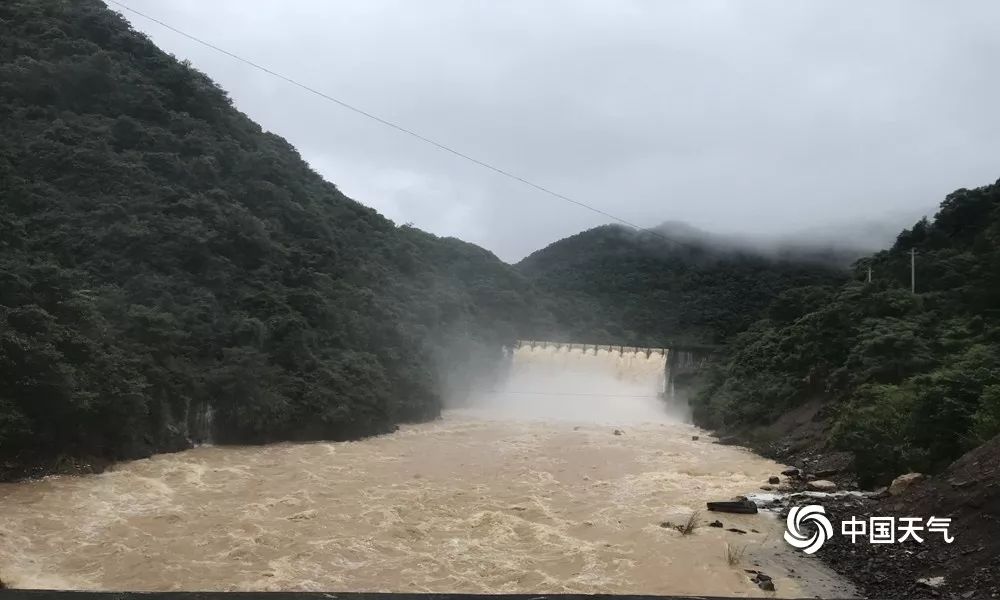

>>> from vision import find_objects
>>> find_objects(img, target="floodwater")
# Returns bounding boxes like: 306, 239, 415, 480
0, 413, 855, 597
0, 346, 854, 597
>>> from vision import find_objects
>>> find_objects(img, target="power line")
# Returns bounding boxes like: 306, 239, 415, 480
106, 0, 698, 251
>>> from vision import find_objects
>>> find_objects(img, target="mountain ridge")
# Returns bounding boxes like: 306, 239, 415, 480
4, 0, 990, 491
515, 223, 851, 348
0, 0, 556, 478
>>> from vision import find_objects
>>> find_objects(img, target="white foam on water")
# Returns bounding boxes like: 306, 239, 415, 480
468, 344, 684, 424
0, 350, 857, 597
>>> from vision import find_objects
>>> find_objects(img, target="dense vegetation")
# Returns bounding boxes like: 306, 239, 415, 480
0, 0, 558, 476
693, 181, 1000, 485
5, 1, 996, 494
517, 223, 851, 348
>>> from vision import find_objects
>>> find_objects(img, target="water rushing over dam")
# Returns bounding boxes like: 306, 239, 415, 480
470, 342, 682, 423
0, 341, 852, 597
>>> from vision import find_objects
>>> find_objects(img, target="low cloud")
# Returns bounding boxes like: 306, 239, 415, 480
112, 0, 1000, 261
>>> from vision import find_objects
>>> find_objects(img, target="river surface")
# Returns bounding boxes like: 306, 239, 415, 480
0, 409, 853, 597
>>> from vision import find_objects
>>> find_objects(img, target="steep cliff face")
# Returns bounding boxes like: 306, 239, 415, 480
0, 0, 554, 478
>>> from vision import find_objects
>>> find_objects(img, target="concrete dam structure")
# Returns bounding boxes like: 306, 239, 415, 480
0, 338, 847, 597
513, 340, 671, 358
480, 340, 690, 423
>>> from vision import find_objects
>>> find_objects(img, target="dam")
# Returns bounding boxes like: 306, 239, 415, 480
0, 341, 852, 598
471, 341, 687, 423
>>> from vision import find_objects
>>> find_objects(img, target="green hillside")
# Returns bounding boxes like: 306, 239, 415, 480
7, 0, 995, 493
0, 0, 555, 477
516, 223, 851, 348
694, 180, 1000, 485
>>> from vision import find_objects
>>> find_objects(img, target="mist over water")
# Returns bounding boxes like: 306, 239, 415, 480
465, 344, 688, 424
0, 342, 853, 597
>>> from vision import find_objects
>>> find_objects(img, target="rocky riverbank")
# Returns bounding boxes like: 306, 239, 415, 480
819, 435, 999, 600
0, 454, 116, 483
725, 432, 1000, 599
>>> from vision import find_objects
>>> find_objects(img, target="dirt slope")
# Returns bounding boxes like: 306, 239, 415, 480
820, 434, 1000, 599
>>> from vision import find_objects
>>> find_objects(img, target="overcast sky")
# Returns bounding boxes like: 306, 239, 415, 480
109, 1, 1000, 262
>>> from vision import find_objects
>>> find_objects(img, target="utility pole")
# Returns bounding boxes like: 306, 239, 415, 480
910, 248, 916, 294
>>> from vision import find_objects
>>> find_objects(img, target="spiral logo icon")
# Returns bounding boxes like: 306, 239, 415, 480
784, 505, 833, 554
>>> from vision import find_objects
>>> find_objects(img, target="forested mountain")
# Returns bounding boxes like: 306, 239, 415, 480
0, 0, 557, 477
5, 0, 995, 494
1, 0, 848, 479
516, 223, 852, 347
694, 180, 1000, 485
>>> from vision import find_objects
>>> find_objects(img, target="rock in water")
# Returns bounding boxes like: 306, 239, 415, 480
781, 468, 800, 477
707, 498, 759, 514
613, 429, 623, 436
889, 472, 925, 496
768, 475, 780, 484
748, 571, 775, 592
807, 479, 837, 491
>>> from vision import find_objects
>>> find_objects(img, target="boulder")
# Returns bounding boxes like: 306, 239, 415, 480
768, 476, 780, 484
807, 479, 837, 492
780, 468, 800, 477
691, 435, 699, 441
707, 498, 758, 514
708, 520, 724, 528
748, 571, 775, 592
888, 472, 925, 496
613, 429, 623, 436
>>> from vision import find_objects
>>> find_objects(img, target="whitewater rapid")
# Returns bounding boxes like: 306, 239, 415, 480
0, 410, 852, 597
0, 345, 854, 596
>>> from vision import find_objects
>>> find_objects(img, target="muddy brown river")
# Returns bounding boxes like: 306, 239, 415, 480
0, 346, 854, 597
0, 411, 854, 597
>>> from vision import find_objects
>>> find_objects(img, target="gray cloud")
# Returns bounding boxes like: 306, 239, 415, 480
109, 0, 1000, 261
